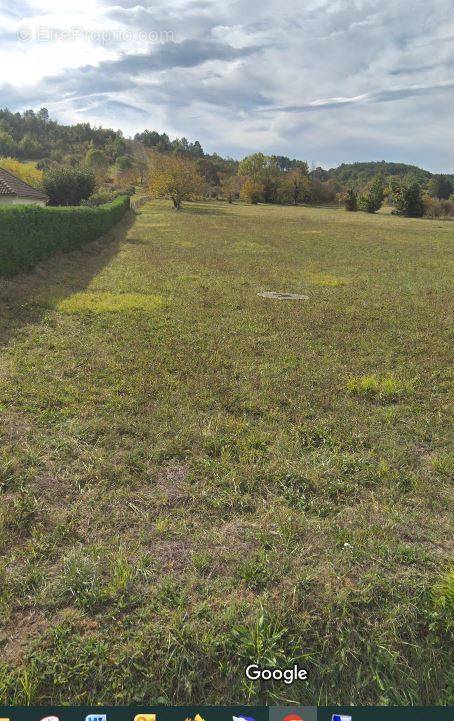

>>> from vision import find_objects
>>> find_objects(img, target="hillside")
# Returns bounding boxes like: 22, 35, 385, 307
2, 108, 449, 188
327, 161, 433, 185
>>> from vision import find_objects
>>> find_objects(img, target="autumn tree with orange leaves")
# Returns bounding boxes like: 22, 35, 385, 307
148, 154, 205, 210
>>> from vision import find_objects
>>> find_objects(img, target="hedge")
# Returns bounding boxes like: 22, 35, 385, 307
0, 195, 130, 277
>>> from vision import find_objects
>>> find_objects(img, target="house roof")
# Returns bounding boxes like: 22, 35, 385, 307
0, 167, 48, 201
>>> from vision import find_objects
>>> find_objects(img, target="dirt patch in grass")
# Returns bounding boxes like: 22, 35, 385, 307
155, 464, 190, 502
258, 291, 308, 300
1, 610, 51, 664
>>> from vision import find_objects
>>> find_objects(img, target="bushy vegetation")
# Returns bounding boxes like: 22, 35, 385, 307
0, 195, 129, 276
358, 174, 385, 213
42, 166, 96, 206
2, 107, 452, 221
330, 160, 434, 186
423, 197, 454, 218
0, 157, 43, 188
392, 181, 424, 218
135, 129, 204, 158
0, 107, 128, 166
240, 178, 264, 204
427, 174, 453, 200
344, 188, 358, 211
236, 153, 337, 206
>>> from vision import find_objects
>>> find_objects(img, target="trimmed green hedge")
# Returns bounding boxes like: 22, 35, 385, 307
0, 195, 130, 277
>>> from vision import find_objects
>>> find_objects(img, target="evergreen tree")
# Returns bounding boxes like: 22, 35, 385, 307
359, 174, 385, 213
393, 182, 424, 217
345, 188, 358, 211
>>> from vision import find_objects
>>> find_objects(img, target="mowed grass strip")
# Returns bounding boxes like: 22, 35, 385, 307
0, 201, 452, 704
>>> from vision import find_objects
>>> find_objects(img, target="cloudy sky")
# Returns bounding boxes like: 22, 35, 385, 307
1, 0, 453, 170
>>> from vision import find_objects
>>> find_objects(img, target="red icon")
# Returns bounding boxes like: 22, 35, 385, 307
283, 715, 303, 721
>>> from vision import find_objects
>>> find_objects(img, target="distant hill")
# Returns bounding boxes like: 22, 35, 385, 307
0, 107, 238, 182
327, 161, 433, 186
1, 108, 451, 189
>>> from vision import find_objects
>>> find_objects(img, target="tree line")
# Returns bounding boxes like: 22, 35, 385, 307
1, 108, 453, 217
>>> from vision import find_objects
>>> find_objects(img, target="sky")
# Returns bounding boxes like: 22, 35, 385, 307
0, 0, 453, 170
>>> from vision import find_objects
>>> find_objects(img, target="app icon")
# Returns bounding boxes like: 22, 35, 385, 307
184, 715, 205, 721
233, 716, 256, 721
86, 716, 107, 721
283, 715, 303, 721
39, 717, 59, 721
134, 715, 156, 721
0, 717, 10, 721
332, 716, 352, 721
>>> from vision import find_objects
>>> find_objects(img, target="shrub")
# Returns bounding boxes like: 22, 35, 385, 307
116, 155, 134, 170
85, 148, 109, 172
43, 166, 96, 206
423, 197, 454, 219
393, 182, 424, 217
0, 195, 129, 277
359, 174, 385, 213
81, 189, 117, 207
344, 188, 358, 211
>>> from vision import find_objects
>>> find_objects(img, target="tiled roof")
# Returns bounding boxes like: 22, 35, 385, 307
0, 167, 48, 201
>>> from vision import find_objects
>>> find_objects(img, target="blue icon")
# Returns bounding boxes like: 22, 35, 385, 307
233, 716, 255, 721
332, 716, 352, 721
86, 716, 107, 721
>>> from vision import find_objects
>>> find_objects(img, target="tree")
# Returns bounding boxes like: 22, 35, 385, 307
43, 166, 96, 206
37, 107, 49, 124
392, 181, 424, 217
0, 131, 17, 157
282, 167, 311, 205
240, 178, 264, 204
130, 141, 151, 184
427, 174, 453, 200
85, 147, 110, 186
220, 174, 243, 203
116, 155, 134, 170
344, 188, 358, 211
85, 147, 109, 171
359, 174, 385, 213
18, 133, 43, 158
309, 178, 337, 204
271, 156, 309, 174
148, 154, 204, 210
238, 153, 280, 202
238, 152, 269, 180
196, 158, 220, 186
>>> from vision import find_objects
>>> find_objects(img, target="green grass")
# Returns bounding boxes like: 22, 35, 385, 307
0, 201, 452, 704
346, 373, 414, 403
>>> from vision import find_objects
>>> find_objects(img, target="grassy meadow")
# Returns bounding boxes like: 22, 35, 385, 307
0, 200, 452, 704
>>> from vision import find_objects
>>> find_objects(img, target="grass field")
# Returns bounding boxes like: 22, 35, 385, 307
0, 200, 452, 705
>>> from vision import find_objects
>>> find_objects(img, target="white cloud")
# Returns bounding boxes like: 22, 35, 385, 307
0, 0, 453, 170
